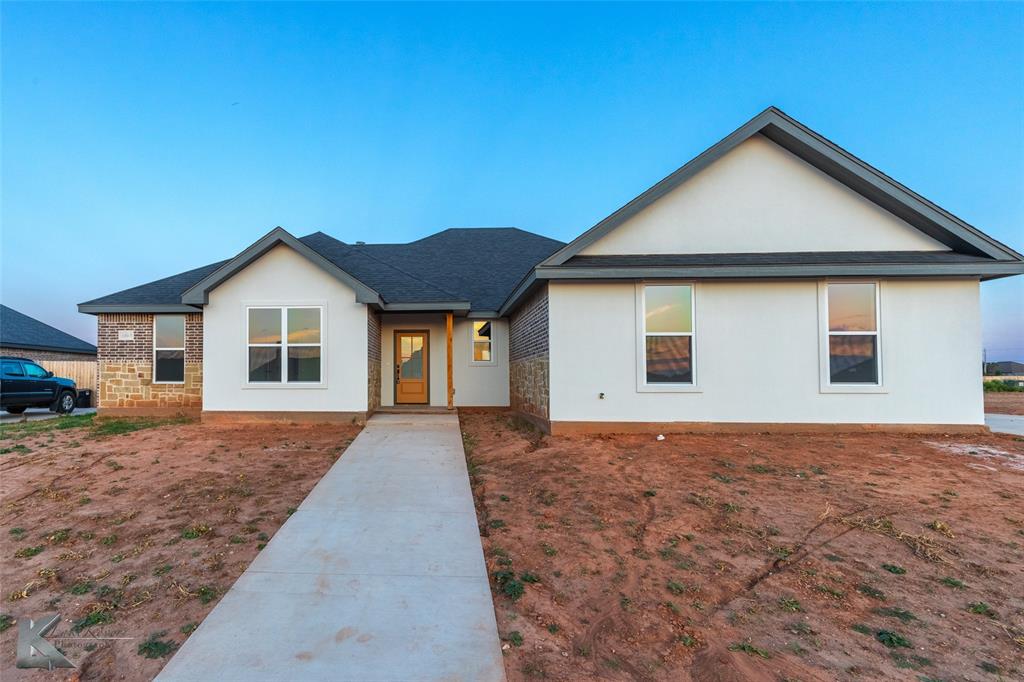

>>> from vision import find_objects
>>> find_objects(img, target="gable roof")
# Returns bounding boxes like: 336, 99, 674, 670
542, 107, 1024, 266
79, 227, 564, 316
1, 305, 96, 355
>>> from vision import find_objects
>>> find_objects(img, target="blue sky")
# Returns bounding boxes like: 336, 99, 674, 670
3, 2, 1022, 359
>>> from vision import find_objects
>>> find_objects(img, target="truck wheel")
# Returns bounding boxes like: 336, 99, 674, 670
5, 406, 27, 414
56, 391, 76, 414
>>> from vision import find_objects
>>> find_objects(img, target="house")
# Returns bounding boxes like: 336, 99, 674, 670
1, 304, 97, 361
78, 108, 1024, 432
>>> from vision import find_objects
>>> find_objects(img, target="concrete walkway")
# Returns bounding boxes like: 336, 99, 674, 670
986, 413, 1024, 436
157, 412, 504, 682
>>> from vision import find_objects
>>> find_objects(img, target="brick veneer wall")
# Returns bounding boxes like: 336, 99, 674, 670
0, 347, 95, 363
96, 313, 203, 413
367, 308, 382, 413
509, 284, 549, 427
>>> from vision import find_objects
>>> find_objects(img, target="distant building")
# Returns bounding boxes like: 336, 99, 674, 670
0, 304, 97, 362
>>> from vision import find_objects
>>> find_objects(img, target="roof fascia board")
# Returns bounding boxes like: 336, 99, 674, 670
1, 343, 96, 355
535, 262, 1024, 280
77, 303, 203, 315
498, 270, 539, 317
542, 108, 1023, 266
181, 227, 382, 306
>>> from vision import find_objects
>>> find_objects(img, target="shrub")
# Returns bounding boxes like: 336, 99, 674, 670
983, 380, 1024, 392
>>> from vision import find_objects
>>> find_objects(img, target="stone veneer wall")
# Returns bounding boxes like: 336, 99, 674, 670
96, 313, 203, 413
367, 308, 382, 413
509, 284, 550, 426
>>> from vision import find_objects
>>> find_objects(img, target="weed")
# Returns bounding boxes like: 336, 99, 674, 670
229, 535, 245, 544
816, 584, 845, 599
499, 495, 510, 502
9, 528, 26, 540
547, 624, 559, 634
72, 608, 114, 633
69, 581, 94, 595
711, 472, 734, 484
520, 572, 541, 583
541, 543, 557, 557
196, 586, 219, 604
875, 630, 911, 648
180, 622, 198, 635
728, 641, 771, 659
967, 602, 997, 618
881, 563, 906, 575
536, 489, 556, 506
181, 524, 211, 540
0, 614, 13, 632
106, 460, 124, 471
890, 653, 931, 670
857, 583, 886, 600
851, 623, 872, 635
111, 554, 125, 563
488, 519, 506, 529
722, 502, 741, 514
521, 660, 547, 678
137, 631, 179, 659
824, 553, 843, 562
778, 597, 802, 612
979, 661, 1000, 674
0, 445, 32, 455
940, 576, 965, 589
747, 464, 775, 474
153, 564, 173, 577
286, 507, 297, 516
100, 535, 117, 546
666, 580, 687, 595
14, 546, 43, 558
873, 606, 916, 623
506, 630, 524, 647
927, 520, 954, 538
787, 621, 813, 635
678, 634, 697, 647
493, 570, 525, 602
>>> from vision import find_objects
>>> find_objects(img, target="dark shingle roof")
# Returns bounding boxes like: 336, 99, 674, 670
81, 228, 565, 313
1, 305, 96, 354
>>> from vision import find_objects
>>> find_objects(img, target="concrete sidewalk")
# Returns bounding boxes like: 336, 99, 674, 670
156, 412, 504, 682
986, 413, 1024, 436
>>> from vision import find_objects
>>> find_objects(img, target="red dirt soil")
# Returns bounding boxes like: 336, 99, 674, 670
985, 392, 1024, 416
0, 417, 359, 681
459, 409, 1024, 682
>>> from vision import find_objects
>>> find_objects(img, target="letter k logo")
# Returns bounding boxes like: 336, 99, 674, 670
16, 614, 75, 669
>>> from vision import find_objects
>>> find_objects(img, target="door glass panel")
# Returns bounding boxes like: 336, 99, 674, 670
24, 363, 49, 378
400, 336, 423, 379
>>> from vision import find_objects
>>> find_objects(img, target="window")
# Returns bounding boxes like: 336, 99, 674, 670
154, 315, 186, 383
825, 282, 879, 385
471, 321, 493, 363
1, 361, 24, 376
247, 307, 322, 383
24, 363, 49, 378
640, 284, 695, 386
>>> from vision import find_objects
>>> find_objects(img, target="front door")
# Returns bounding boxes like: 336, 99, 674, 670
394, 331, 429, 404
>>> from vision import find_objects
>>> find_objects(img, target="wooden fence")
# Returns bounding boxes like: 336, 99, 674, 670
39, 360, 97, 406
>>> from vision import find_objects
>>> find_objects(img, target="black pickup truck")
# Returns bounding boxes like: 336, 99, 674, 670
0, 356, 78, 414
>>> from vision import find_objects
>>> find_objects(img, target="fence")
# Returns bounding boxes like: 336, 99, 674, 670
38, 360, 97, 406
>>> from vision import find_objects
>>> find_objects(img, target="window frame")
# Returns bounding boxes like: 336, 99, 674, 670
635, 282, 700, 393
469, 320, 497, 366
818, 280, 886, 394
243, 304, 327, 389
152, 314, 186, 385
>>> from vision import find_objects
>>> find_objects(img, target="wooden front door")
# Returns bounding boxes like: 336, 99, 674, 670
394, 331, 429, 404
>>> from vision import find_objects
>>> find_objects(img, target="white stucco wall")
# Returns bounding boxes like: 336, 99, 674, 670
203, 244, 369, 413
548, 279, 983, 425
580, 135, 948, 255
380, 315, 509, 407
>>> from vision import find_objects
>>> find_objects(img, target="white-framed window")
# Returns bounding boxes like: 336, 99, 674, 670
819, 281, 882, 390
153, 315, 186, 384
470, 321, 495, 365
246, 306, 322, 384
636, 283, 697, 391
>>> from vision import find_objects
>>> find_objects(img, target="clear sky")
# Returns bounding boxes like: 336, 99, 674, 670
2, 2, 1022, 359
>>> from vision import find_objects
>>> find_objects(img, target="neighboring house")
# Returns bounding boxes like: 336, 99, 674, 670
1, 304, 97, 361
78, 108, 1024, 431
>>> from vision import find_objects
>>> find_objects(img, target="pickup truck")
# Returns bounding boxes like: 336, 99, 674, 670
0, 356, 78, 414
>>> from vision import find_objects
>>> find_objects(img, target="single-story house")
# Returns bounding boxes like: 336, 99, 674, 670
79, 108, 1024, 432
1, 304, 97, 361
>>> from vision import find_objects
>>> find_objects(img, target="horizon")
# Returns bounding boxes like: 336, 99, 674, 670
3, 2, 1022, 360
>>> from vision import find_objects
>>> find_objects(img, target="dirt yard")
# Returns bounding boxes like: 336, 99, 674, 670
0, 414, 359, 681
985, 391, 1024, 415
460, 410, 1024, 681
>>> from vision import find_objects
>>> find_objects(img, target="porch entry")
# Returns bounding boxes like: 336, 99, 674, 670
394, 331, 429, 404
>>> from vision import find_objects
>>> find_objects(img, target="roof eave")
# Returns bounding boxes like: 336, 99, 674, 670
181, 227, 383, 306
77, 303, 204, 315
534, 261, 1024, 280
0, 342, 96, 355
541, 107, 1023, 266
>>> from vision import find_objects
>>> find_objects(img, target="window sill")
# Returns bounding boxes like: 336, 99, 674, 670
636, 384, 702, 394
241, 383, 329, 390
153, 381, 185, 385
819, 384, 888, 395
468, 361, 498, 368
